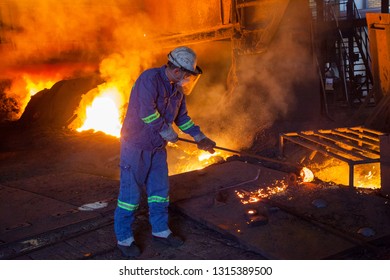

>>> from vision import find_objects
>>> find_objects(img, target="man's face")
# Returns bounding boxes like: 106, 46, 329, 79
173, 68, 191, 84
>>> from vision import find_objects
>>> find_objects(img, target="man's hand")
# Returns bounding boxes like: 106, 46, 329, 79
159, 124, 178, 143
194, 133, 216, 154
197, 137, 216, 154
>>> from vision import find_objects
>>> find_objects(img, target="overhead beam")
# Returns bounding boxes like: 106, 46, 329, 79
153, 24, 239, 48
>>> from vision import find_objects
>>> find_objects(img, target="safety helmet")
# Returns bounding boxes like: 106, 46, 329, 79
168, 46, 202, 76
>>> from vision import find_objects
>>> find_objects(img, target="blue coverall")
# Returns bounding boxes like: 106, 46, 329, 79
114, 65, 202, 243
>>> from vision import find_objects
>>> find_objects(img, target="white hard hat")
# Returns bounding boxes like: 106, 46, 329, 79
168, 46, 202, 75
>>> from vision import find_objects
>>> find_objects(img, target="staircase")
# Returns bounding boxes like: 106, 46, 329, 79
335, 1, 374, 105
310, 0, 375, 119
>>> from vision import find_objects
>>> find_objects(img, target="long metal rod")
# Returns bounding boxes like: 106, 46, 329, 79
177, 137, 300, 169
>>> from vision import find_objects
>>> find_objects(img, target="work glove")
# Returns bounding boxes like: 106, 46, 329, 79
194, 132, 216, 154
159, 124, 178, 143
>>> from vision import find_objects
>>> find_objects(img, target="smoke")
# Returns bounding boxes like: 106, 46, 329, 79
1, 0, 155, 65
189, 0, 316, 151
188, 47, 293, 151
0, 0, 160, 120
1, 0, 318, 154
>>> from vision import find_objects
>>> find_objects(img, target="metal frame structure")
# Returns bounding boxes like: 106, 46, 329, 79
279, 126, 384, 187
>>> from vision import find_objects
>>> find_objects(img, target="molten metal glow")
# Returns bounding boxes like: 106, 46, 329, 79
300, 167, 314, 182
311, 160, 381, 189
355, 164, 381, 189
198, 151, 214, 161
178, 152, 226, 174
77, 87, 122, 137
166, 142, 230, 174
74, 86, 229, 173
236, 179, 288, 204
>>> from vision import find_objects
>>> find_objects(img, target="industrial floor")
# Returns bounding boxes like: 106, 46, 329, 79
1, 125, 390, 260
0, 126, 265, 260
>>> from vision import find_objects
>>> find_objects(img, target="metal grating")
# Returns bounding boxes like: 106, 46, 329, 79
279, 126, 384, 187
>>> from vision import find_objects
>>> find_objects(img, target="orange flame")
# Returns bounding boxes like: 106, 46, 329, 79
23, 75, 55, 96
76, 86, 123, 137
74, 89, 229, 174
167, 142, 228, 174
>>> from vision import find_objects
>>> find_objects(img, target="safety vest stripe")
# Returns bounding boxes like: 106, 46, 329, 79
142, 111, 160, 124
117, 200, 139, 211
147, 196, 169, 203
178, 119, 194, 131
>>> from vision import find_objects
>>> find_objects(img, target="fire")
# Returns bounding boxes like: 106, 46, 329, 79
168, 141, 228, 174
72, 82, 229, 174
198, 152, 214, 161
300, 167, 314, 182
76, 86, 123, 137
23, 75, 55, 96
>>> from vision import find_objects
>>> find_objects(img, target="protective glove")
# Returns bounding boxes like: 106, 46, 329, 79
194, 132, 216, 154
159, 124, 178, 143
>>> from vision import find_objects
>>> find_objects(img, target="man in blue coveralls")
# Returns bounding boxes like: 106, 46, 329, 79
114, 46, 217, 258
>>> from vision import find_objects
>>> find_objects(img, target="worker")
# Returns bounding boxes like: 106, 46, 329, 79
114, 46, 217, 258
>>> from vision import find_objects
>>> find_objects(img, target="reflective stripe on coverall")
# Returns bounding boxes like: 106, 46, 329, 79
114, 143, 169, 242
114, 65, 202, 242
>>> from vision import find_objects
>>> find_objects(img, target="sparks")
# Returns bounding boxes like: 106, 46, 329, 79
236, 179, 289, 204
